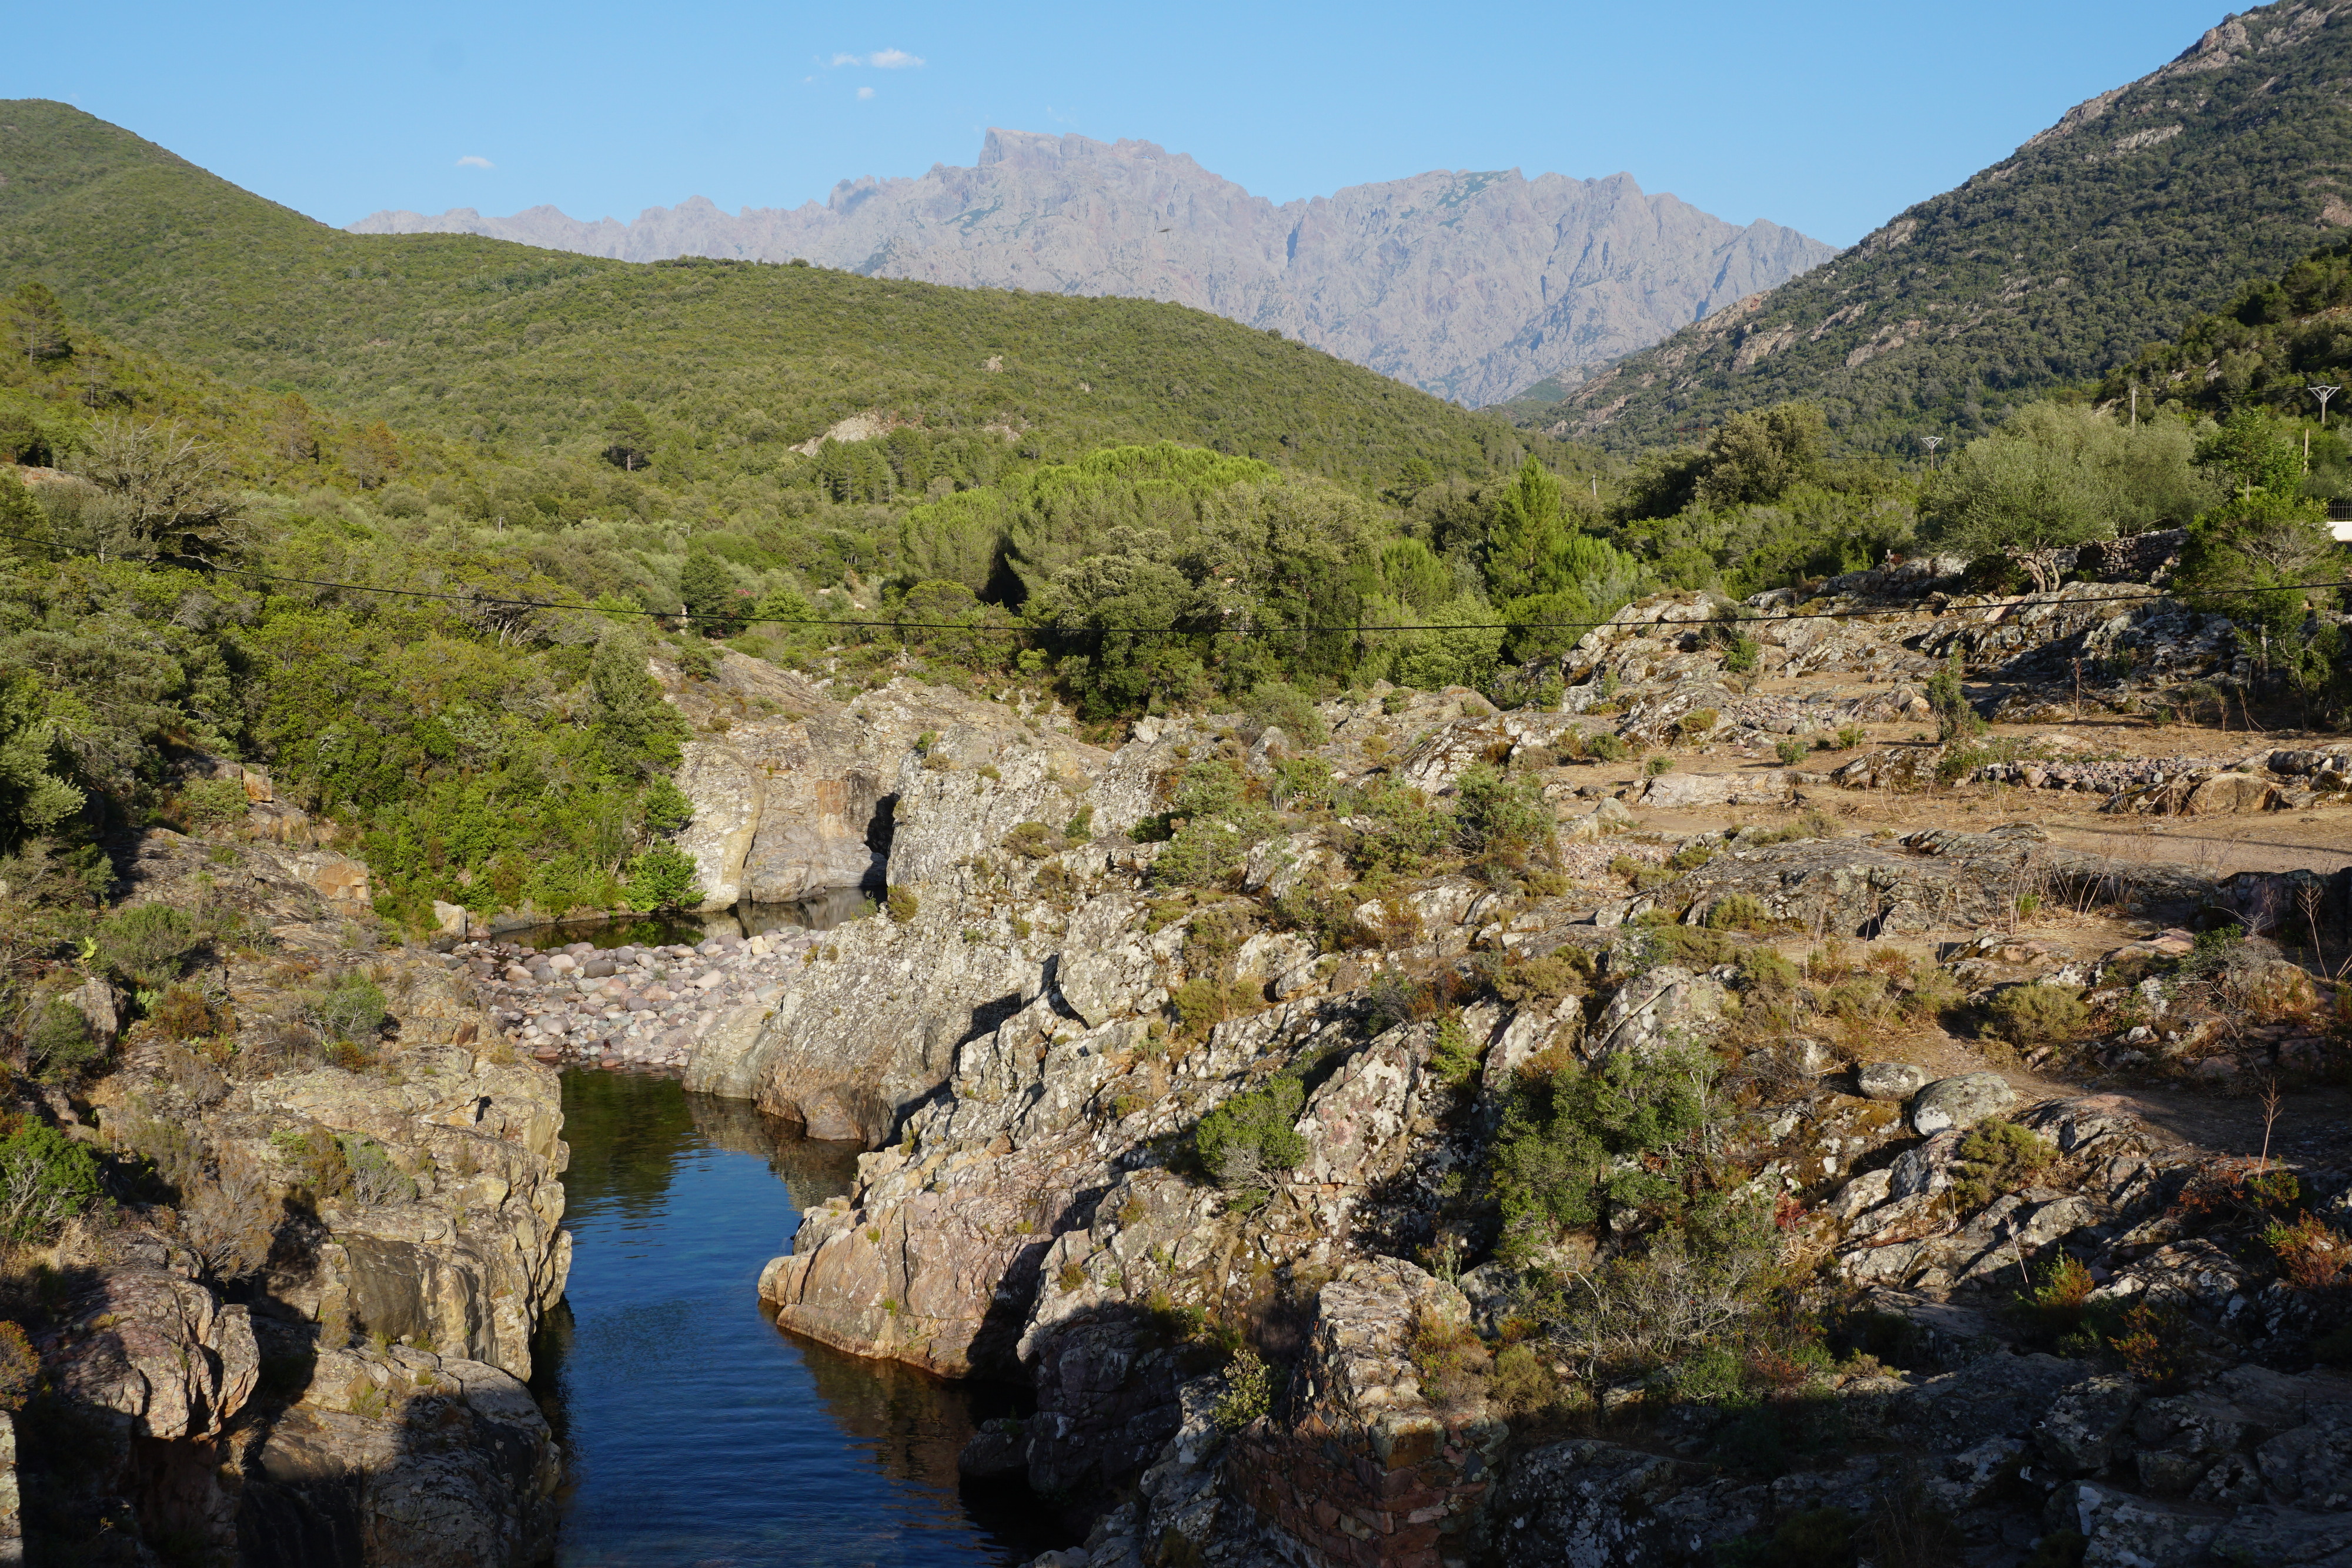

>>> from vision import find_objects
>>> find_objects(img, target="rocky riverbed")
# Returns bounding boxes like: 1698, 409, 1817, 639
445, 926, 820, 1074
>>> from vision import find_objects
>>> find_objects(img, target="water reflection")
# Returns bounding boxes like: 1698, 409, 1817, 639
535, 1072, 1065, 1567
509, 887, 877, 953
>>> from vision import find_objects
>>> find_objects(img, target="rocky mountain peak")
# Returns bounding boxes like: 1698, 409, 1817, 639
350, 131, 1833, 407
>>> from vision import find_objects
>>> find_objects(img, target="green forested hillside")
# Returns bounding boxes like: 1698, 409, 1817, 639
1509, 0, 2352, 454
2099, 235, 2352, 475
0, 100, 1566, 502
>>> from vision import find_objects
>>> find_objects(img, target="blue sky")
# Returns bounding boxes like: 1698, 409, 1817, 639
8, 0, 2230, 246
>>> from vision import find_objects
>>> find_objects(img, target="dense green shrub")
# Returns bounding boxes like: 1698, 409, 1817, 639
1705, 894, 1773, 932
1347, 782, 1451, 874
1453, 764, 1551, 865
304, 974, 386, 1044
338, 1134, 418, 1206
1949, 1119, 2056, 1209
885, 886, 919, 923
1244, 680, 1329, 746
1192, 1077, 1308, 1205
1983, 983, 2089, 1049
24, 995, 98, 1081
0, 1321, 32, 1411
1926, 660, 1984, 744
624, 845, 704, 910
0, 1116, 104, 1242
96, 902, 204, 993
1491, 1046, 1715, 1252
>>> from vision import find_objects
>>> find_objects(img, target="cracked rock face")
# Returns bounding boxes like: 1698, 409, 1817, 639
25, 851, 570, 1568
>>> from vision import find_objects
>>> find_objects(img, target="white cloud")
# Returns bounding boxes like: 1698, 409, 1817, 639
857, 86, 876, 100
455, 155, 494, 169
829, 46, 925, 69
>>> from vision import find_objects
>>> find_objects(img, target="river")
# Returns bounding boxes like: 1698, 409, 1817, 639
532, 1069, 1072, 1567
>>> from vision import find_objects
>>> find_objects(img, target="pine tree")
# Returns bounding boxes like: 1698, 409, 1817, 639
1482, 456, 1569, 603
6, 283, 70, 366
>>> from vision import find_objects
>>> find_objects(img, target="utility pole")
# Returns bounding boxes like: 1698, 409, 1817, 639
1921, 434, 1942, 466
2130, 385, 2137, 427
2311, 384, 2341, 426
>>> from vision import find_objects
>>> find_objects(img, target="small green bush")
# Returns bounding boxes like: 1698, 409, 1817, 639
1345, 781, 1450, 875
25, 997, 99, 1082
1491, 1046, 1716, 1248
1193, 1077, 1308, 1202
1488, 947, 1596, 1003
639, 775, 695, 834
338, 1134, 418, 1206
1722, 636, 1760, 674
177, 775, 252, 832
886, 886, 919, 923
1212, 1346, 1273, 1430
0, 1118, 104, 1242
96, 902, 205, 992
1984, 983, 2089, 1049
0, 1321, 34, 1412
1679, 708, 1719, 738
271, 1126, 352, 1198
1170, 976, 1263, 1037
1775, 737, 1807, 766
1706, 894, 1772, 932
1430, 1015, 1484, 1086
1927, 659, 1984, 743
1004, 821, 1059, 858
1645, 755, 1673, 778
305, 974, 386, 1044
1835, 726, 1867, 750
1245, 680, 1329, 745
624, 845, 704, 910
1739, 950, 1800, 991
1950, 1119, 2055, 1209
1586, 732, 1628, 763
1269, 754, 1335, 810
1454, 764, 1551, 862
1063, 804, 1095, 840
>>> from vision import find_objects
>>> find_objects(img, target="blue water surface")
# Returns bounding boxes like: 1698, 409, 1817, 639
534, 1071, 1065, 1568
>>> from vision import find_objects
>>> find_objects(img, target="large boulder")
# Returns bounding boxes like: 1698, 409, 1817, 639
1857, 1061, 1928, 1101
41, 1265, 259, 1442
2186, 771, 2280, 815
1585, 965, 1725, 1060
671, 740, 764, 911
1909, 1071, 2019, 1135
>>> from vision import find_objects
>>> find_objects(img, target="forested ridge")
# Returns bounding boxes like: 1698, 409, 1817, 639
1510, 0, 2352, 455
0, 99, 1566, 499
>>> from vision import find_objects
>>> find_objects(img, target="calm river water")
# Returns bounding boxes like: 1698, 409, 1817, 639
532, 1070, 1070, 1567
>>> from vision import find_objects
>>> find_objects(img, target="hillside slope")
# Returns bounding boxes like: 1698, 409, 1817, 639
1514, 0, 2352, 453
0, 102, 1559, 485
353, 128, 1834, 408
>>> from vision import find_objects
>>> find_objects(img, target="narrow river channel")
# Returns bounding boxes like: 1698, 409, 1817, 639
531, 1069, 1071, 1567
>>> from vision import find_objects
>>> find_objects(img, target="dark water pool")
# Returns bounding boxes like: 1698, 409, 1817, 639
509, 888, 879, 952
532, 1071, 1068, 1567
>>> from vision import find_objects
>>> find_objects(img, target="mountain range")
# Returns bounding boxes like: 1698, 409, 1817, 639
1513, 0, 2352, 452
352, 131, 1835, 409
0, 99, 1578, 493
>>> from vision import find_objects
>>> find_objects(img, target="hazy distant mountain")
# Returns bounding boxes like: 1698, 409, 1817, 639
352, 130, 1833, 407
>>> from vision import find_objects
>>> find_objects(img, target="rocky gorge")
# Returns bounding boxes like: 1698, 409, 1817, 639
14, 551, 2352, 1567
670, 561, 2352, 1566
